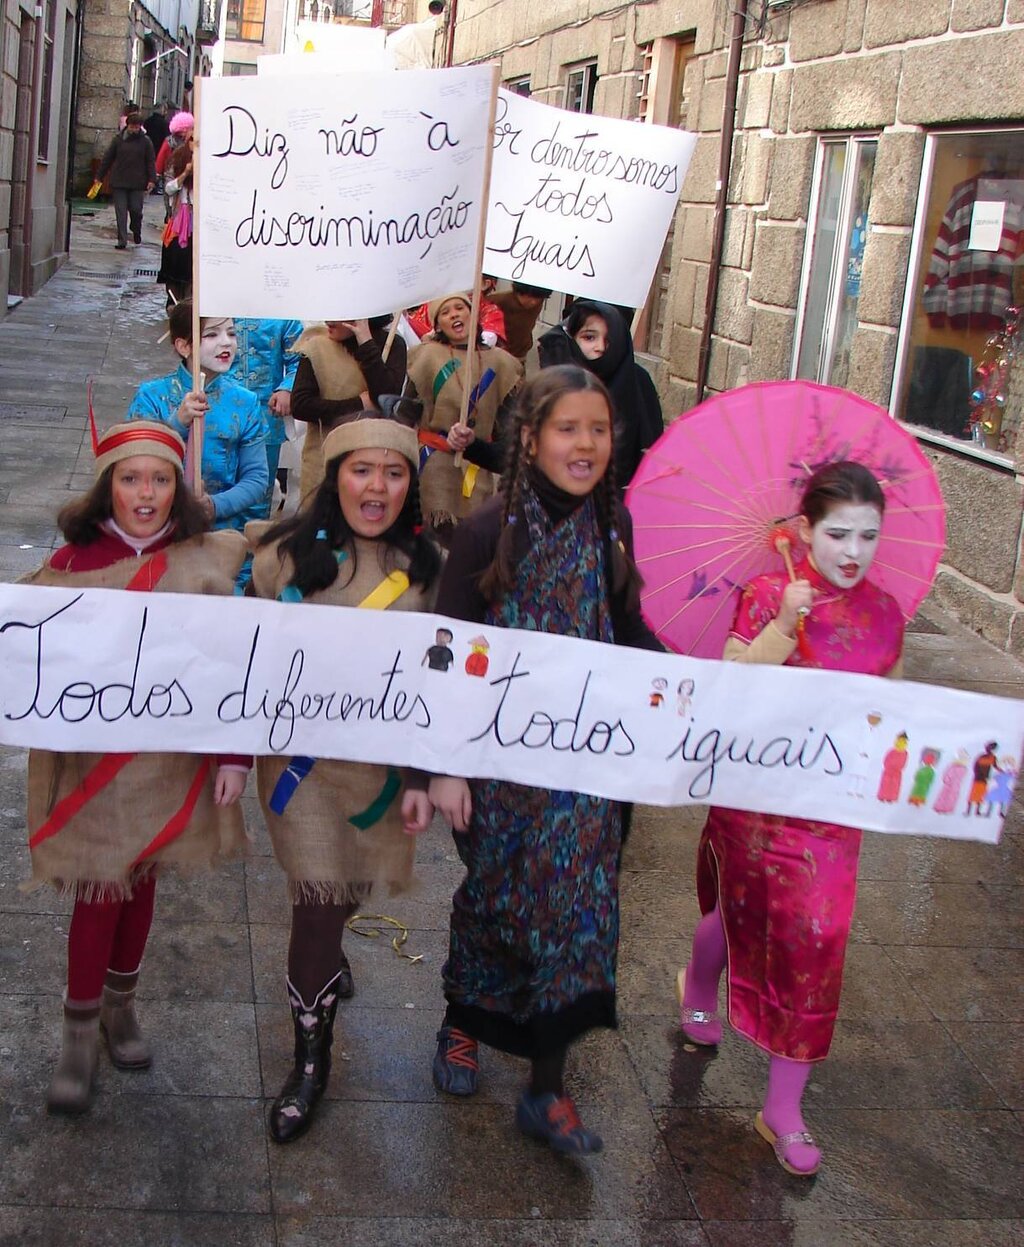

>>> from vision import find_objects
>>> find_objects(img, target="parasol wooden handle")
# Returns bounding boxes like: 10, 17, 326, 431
774, 533, 797, 583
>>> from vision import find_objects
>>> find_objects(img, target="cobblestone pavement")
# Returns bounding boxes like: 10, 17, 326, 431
0, 206, 1021, 1247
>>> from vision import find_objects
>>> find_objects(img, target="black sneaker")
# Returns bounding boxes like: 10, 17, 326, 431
432, 1025, 479, 1096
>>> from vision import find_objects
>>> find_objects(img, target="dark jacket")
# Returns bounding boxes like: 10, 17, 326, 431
291, 330, 408, 430
98, 130, 156, 190
144, 110, 170, 154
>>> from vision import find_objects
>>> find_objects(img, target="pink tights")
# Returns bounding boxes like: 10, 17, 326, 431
683, 905, 820, 1167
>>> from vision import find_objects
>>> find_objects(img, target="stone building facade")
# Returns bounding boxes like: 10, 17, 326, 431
0, 0, 79, 303
450, 0, 1024, 656
73, 1, 218, 193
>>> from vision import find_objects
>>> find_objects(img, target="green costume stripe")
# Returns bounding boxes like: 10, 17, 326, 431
348, 767, 402, 830
432, 358, 460, 402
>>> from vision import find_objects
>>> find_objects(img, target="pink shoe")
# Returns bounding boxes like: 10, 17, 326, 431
754, 1110, 821, 1176
675, 967, 722, 1046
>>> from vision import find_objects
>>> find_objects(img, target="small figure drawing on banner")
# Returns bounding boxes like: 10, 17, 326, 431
908, 747, 940, 807
649, 677, 668, 708
877, 731, 909, 803
933, 748, 970, 814
848, 709, 883, 798
465, 635, 490, 678
423, 626, 455, 672
988, 755, 1017, 817
676, 678, 695, 717
966, 741, 999, 816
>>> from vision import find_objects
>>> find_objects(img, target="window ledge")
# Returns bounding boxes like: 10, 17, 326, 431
904, 422, 1016, 473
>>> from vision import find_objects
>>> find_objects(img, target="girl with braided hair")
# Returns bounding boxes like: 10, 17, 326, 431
248, 408, 442, 1145
428, 365, 662, 1155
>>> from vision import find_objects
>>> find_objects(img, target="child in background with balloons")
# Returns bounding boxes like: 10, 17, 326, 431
428, 365, 662, 1156
675, 460, 904, 1176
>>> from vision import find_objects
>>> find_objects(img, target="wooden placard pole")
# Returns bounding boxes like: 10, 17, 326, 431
454, 63, 500, 468
190, 76, 205, 497
381, 310, 404, 364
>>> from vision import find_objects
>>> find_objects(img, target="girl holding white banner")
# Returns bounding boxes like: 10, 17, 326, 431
21, 421, 251, 1116
677, 461, 904, 1178
428, 365, 661, 1156
406, 292, 522, 539
248, 408, 441, 1146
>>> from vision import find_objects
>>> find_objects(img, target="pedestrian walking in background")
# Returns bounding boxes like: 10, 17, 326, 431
538, 300, 663, 488
20, 421, 250, 1116
676, 461, 904, 1177
157, 138, 194, 309
143, 102, 171, 168
248, 408, 441, 1144
96, 112, 156, 249
428, 365, 661, 1155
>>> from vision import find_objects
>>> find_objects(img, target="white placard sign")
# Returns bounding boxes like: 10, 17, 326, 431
197, 67, 493, 319
485, 90, 697, 306
0, 585, 1019, 845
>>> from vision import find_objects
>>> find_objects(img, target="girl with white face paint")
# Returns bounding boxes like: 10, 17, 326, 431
675, 461, 905, 1179
126, 300, 267, 540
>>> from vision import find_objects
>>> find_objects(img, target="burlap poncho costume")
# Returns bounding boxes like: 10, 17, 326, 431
292, 325, 370, 498
248, 418, 439, 905
22, 426, 250, 901
406, 336, 521, 528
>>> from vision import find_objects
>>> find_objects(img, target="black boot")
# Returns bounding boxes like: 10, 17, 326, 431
268, 973, 342, 1145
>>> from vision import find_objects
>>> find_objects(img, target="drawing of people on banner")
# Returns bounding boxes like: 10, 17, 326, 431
877, 731, 909, 803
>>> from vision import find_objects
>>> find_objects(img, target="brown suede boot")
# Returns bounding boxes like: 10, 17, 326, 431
100, 968, 152, 1070
47, 998, 101, 1116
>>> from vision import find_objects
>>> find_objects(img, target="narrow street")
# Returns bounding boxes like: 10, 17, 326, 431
0, 206, 1021, 1246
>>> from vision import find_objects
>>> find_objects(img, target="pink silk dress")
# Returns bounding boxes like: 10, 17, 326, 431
696, 559, 904, 1062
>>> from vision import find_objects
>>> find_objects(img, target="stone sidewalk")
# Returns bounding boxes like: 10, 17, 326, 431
0, 205, 1021, 1247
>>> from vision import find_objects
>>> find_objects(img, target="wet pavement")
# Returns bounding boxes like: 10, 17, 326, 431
0, 204, 1021, 1246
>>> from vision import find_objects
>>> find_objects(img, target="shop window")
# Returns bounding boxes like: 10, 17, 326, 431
793, 136, 877, 389
37, 0, 55, 161
565, 62, 598, 115
226, 0, 267, 42
223, 62, 259, 76
893, 129, 1024, 457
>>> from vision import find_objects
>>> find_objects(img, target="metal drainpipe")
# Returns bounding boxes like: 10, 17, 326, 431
20, 2, 48, 296
695, 0, 749, 403
444, 1, 459, 68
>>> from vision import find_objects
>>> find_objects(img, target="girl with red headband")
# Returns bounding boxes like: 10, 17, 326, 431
21, 421, 252, 1116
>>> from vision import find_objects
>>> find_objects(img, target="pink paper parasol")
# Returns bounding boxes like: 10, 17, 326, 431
626, 380, 946, 657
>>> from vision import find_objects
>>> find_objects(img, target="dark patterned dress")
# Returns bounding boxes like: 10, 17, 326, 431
442, 487, 623, 1058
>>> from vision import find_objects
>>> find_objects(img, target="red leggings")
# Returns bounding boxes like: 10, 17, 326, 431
66, 874, 157, 1002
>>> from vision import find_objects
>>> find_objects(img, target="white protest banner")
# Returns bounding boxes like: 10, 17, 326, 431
197, 67, 493, 320
257, 50, 392, 76
0, 585, 1019, 846
485, 90, 697, 306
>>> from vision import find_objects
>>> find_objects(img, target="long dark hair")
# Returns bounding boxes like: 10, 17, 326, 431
259, 451, 441, 599
800, 461, 886, 526
479, 365, 644, 609
57, 463, 209, 546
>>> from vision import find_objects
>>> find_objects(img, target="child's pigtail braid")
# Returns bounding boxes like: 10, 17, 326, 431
479, 429, 526, 602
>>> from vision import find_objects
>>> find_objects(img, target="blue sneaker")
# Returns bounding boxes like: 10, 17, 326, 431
515, 1091, 603, 1154
432, 1026, 479, 1096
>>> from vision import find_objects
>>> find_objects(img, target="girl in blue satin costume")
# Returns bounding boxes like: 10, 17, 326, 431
128, 301, 267, 533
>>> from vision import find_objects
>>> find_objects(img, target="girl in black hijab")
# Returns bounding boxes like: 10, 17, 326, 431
537, 300, 663, 486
